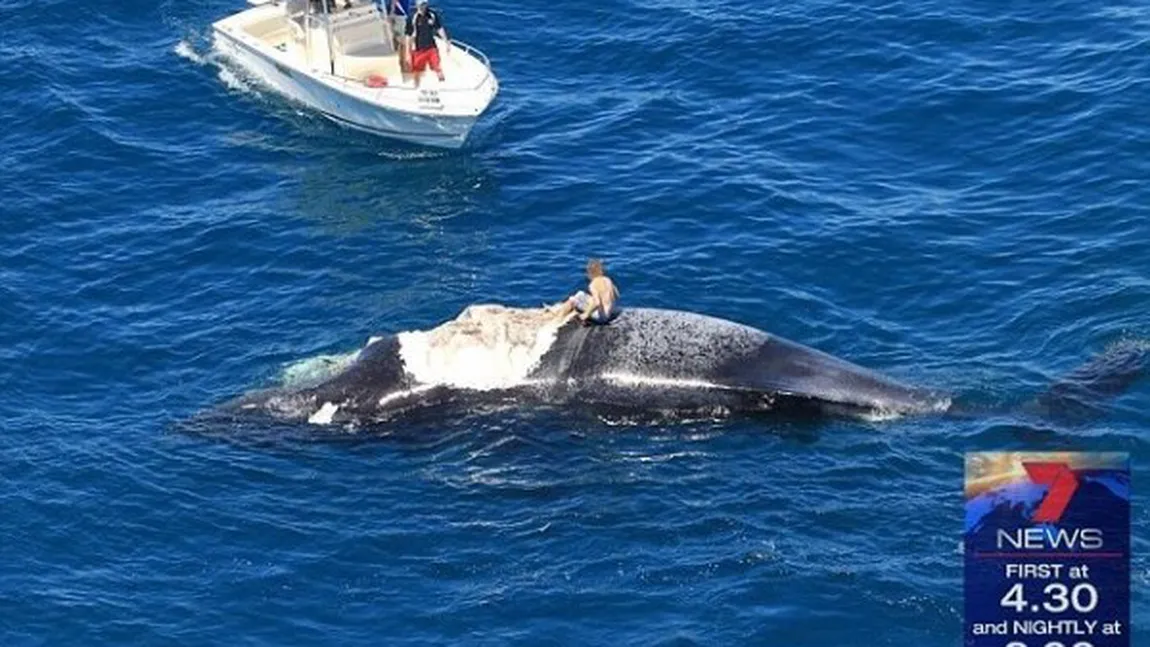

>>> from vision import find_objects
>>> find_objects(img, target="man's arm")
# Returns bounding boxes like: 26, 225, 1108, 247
404, 17, 414, 62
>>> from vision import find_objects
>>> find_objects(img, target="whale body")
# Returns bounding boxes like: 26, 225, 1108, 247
221, 305, 954, 426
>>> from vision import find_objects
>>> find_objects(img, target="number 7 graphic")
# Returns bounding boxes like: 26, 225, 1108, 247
1023, 462, 1080, 523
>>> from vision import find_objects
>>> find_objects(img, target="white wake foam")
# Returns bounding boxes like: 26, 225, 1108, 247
173, 40, 206, 65
397, 305, 563, 390
175, 34, 266, 98
217, 65, 257, 94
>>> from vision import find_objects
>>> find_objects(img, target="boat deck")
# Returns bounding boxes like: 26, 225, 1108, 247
218, 3, 488, 91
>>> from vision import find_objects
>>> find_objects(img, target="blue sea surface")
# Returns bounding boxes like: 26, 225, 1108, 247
3, 0, 1150, 643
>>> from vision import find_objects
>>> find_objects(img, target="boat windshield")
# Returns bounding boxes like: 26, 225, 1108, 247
286, 0, 399, 58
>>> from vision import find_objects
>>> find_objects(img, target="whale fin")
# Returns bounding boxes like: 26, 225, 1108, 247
725, 335, 950, 416
1030, 339, 1149, 422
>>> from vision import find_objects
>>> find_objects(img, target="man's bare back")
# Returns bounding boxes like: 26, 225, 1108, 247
550, 258, 621, 325
585, 275, 618, 322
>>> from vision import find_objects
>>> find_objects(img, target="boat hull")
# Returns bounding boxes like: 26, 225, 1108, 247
211, 25, 483, 149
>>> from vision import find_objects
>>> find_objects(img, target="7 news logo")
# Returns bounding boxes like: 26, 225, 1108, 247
995, 461, 1105, 551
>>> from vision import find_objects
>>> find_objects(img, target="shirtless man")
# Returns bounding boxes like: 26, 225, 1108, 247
551, 258, 620, 325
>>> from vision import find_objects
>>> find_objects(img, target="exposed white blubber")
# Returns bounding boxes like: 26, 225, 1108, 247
308, 401, 340, 425
397, 305, 563, 390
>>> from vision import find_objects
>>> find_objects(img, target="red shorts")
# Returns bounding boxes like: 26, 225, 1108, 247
411, 47, 441, 73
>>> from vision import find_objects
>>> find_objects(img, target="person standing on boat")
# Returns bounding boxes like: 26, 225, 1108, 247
405, 0, 448, 86
388, 0, 411, 59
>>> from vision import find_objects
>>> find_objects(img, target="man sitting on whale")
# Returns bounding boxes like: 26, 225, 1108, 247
549, 258, 620, 325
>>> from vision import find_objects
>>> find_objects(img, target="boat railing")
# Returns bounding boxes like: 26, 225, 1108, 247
327, 38, 495, 95
446, 39, 493, 90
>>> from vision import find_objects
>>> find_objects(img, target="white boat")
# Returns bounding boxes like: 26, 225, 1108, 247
212, 0, 498, 148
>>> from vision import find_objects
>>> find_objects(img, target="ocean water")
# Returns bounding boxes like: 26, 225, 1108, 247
3, 0, 1150, 643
